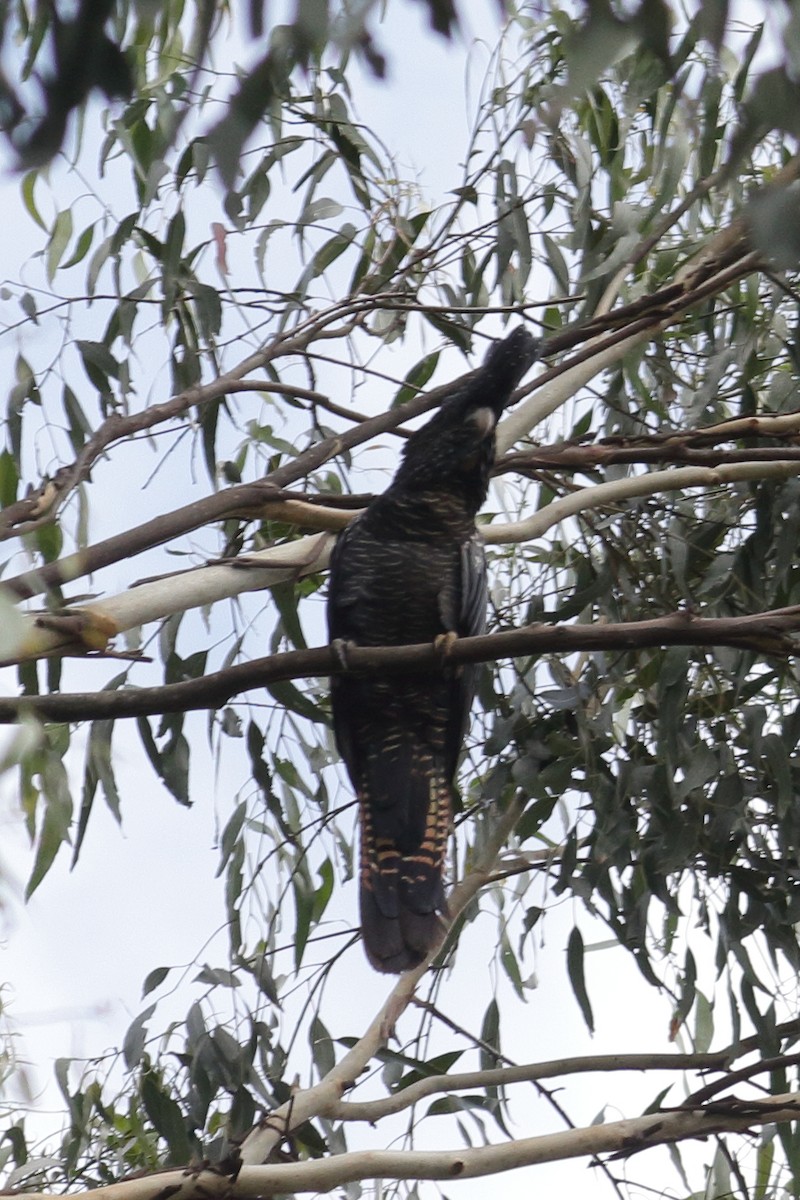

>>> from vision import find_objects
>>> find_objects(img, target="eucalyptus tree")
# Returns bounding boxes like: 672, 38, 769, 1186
3, 3, 800, 1199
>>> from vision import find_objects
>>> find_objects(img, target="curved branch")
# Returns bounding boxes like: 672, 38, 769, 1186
329, 1050, 732, 1123
0, 194, 770, 551
496, 400, 800, 487
486, 460, 800, 544
1, 209, 780, 604
0, 535, 336, 664
331, 1026, 800, 1124
684, 1050, 800, 1106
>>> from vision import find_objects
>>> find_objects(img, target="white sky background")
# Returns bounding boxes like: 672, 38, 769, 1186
0, 2, 791, 1198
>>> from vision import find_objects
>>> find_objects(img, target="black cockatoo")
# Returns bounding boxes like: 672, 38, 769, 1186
327, 327, 539, 972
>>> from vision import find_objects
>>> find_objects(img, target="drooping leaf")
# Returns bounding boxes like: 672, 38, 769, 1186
566, 926, 594, 1034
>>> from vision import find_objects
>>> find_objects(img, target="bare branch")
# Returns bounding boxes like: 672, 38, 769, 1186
487, 460, 800, 545
500, 422, 800, 474
9, 434, 800, 608
331, 1029, 800, 1124
329, 1051, 733, 1123
0, 299, 375, 538
4, 607, 800, 724
6, 444, 800, 667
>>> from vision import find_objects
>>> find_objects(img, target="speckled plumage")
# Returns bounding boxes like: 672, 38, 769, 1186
328, 327, 539, 972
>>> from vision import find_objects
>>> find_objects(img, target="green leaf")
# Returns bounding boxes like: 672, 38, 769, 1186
394, 351, 440, 408
61, 384, 93, 452
2, 1123, 28, 1168
137, 716, 163, 777
500, 933, 524, 1000
89, 719, 121, 820
301, 196, 343, 224
755, 1129, 776, 1199
479, 999, 500, 1071
542, 232, 569, 294
309, 1015, 335, 1079
74, 715, 121, 868
190, 280, 222, 341
140, 1070, 193, 1163
136, 719, 190, 805
164, 210, 186, 295
194, 965, 240, 988
46, 209, 73, 282
312, 859, 334, 923
450, 184, 478, 205
391, 1050, 463, 1093
76, 340, 119, 406
567, 926, 594, 1033
86, 233, 114, 296
265, 679, 326, 724
0, 449, 19, 508
640, 1085, 672, 1117
293, 874, 314, 969
423, 311, 471, 352
675, 948, 696, 1025
35, 520, 62, 564
308, 222, 357, 279
218, 802, 247, 877
142, 968, 171, 999
272, 580, 307, 650
228, 1088, 256, 1140
61, 222, 95, 270
160, 731, 190, 805
200, 395, 222, 484
123, 1004, 156, 1068
26, 750, 73, 898
19, 292, 37, 323
21, 171, 46, 230
220, 705, 242, 734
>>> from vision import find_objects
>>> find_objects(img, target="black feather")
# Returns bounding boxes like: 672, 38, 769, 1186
328, 327, 539, 972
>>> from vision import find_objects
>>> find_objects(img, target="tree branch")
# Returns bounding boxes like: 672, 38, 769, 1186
2, 486, 348, 602
487, 460, 800, 544
500, 425, 800, 474
329, 1050, 733, 1123
0, 188, 771, 552
12, 398, 800, 605
1, 197, 781, 614
12, 1093, 800, 1198
4, 607, 800, 723
331, 1029, 800, 1124
4, 435, 793, 619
